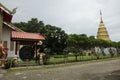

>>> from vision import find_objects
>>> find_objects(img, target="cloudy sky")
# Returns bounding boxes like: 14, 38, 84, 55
1, 0, 120, 41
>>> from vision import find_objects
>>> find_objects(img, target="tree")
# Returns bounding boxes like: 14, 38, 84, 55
67, 34, 80, 61
13, 18, 67, 55
78, 34, 89, 49
14, 18, 45, 33
88, 36, 96, 48
67, 34, 90, 61
44, 24, 67, 54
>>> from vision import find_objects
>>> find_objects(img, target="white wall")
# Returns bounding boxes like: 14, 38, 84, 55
2, 25, 16, 57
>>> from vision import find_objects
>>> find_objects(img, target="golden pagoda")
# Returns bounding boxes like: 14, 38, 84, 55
97, 11, 111, 42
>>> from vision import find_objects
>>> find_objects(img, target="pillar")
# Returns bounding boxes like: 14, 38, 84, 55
14, 41, 18, 62
0, 13, 3, 43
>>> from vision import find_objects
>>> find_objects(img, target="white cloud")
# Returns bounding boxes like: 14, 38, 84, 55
0, 0, 120, 41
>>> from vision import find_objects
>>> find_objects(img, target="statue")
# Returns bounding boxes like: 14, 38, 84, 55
37, 49, 45, 65
0, 43, 9, 67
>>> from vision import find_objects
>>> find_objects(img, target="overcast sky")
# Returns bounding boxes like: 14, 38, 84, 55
1, 0, 120, 41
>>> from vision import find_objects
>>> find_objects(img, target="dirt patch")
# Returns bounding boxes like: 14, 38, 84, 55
105, 70, 120, 80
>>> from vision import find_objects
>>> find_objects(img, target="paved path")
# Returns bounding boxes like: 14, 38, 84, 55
0, 59, 120, 80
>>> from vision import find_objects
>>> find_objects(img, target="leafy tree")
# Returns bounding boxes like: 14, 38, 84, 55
44, 24, 67, 54
88, 36, 96, 48
67, 34, 90, 61
13, 22, 27, 31
78, 34, 89, 49
14, 18, 45, 33
13, 18, 120, 57
13, 18, 67, 55
67, 34, 80, 61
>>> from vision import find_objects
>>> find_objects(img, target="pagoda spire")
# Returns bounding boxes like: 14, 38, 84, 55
100, 10, 103, 23
96, 11, 111, 42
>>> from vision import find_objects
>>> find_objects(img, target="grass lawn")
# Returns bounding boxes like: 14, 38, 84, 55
13, 55, 119, 67
48, 55, 112, 64
8, 56, 120, 72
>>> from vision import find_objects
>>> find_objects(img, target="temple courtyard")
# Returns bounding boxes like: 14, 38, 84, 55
0, 58, 120, 80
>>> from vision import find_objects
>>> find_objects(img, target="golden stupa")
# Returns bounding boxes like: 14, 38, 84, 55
97, 11, 111, 42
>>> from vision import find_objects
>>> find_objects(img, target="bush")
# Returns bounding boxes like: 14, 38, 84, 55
102, 52, 106, 56
110, 52, 114, 57
4, 59, 15, 69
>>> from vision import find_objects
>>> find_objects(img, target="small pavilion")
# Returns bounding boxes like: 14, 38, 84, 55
0, 3, 45, 62
11, 31, 45, 61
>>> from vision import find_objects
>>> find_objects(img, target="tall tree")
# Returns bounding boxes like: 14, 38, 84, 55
44, 24, 67, 54
13, 18, 67, 55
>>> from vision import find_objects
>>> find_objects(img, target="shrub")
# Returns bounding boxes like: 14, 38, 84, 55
102, 52, 106, 56
4, 58, 15, 69
110, 52, 114, 57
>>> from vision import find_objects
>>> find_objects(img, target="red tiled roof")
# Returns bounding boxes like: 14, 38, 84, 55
11, 31, 45, 41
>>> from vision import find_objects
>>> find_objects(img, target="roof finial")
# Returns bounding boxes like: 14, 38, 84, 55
11, 7, 17, 14
0, 3, 17, 14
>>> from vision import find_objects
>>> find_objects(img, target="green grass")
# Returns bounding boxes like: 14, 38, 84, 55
8, 55, 120, 70
49, 57, 65, 63
47, 55, 116, 64
8, 56, 120, 73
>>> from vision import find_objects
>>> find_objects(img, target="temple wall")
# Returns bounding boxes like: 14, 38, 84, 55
0, 14, 3, 42
2, 25, 17, 57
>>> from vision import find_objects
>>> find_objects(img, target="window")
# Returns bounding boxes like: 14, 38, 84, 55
3, 41, 7, 48
10, 41, 14, 51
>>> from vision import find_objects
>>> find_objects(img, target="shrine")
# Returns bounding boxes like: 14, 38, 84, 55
0, 3, 45, 67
